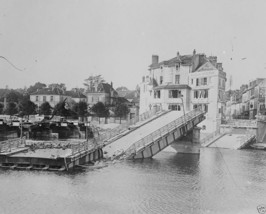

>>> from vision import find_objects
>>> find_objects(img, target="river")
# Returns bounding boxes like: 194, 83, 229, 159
0, 148, 265, 214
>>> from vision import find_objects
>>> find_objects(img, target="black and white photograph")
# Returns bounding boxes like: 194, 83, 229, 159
1, 0, 266, 213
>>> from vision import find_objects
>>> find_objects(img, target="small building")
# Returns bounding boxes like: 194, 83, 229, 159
86, 82, 118, 107
30, 88, 87, 109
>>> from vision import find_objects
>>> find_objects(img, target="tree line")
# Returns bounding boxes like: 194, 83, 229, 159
0, 82, 130, 123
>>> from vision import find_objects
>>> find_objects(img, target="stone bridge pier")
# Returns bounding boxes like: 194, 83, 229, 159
170, 127, 201, 154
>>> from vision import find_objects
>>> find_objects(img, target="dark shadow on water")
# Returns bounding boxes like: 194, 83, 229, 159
125, 152, 200, 175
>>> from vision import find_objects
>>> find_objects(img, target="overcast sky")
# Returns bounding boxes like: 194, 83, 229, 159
1, 0, 266, 90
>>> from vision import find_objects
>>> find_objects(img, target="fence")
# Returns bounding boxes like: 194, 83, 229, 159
0, 137, 26, 153
124, 108, 204, 158
70, 140, 97, 155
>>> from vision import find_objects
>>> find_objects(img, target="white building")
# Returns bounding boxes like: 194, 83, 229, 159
139, 50, 226, 133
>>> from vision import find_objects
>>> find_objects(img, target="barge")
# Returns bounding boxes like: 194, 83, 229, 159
0, 138, 103, 171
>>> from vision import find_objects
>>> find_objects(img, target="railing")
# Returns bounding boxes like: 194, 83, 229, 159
71, 139, 98, 155
93, 108, 164, 143
124, 108, 204, 158
0, 137, 26, 153
222, 119, 257, 128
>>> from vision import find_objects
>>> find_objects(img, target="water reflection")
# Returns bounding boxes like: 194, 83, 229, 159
0, 148, 265, 213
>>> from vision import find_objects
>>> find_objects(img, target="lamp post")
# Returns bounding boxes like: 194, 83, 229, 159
178, 91, 186, 123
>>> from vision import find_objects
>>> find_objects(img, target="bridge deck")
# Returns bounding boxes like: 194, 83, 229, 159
208, 134, 255, 149
103, 111, 184, 158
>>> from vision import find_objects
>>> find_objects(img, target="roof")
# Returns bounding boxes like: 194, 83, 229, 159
87, 83, 118, 96
154, 84, 191, 90
65, 91, 87, 98
117, 90, 139, 103
149, 55, 193, 69
149, 54, 205, 70
31, 88, 64, 95
31, 88, 87, 99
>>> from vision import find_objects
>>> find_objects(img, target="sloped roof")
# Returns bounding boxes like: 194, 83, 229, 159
149, 54, 197, 69
65, 91, 87, 98
195, 61, 217, 72
31, 88, 64, 95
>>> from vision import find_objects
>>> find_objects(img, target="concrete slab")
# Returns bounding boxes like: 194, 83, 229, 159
208, 134, 247, 149
11, 148, 72, 158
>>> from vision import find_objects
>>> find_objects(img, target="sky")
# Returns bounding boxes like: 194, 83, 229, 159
1, 0, 266, 90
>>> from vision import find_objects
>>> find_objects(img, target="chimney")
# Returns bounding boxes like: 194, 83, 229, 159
152, 55, 159, 64
111, 81, 113, 88
177, 51, 180, 58
208, 56, 217, 67
216, 63, 223, 71
193, 49, 196, 55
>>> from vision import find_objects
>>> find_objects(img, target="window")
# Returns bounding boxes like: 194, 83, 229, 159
204, 104, 208, 112
177, 105, 181, 111
50, 96, 53, 101
160, 76, 163, 84
169, 90, 181, 98
43, 96, 46, 102
194, 90, 208, 98
191, 79, 193, 85
194, 91, 198, 98
196, 78, 199, 86
175, 75, 180, 84
203, 77, 207, 85
36, 96, 38, 101
154, 90, 161, 99
168, 104, 178, 111
175, 64, 179, 71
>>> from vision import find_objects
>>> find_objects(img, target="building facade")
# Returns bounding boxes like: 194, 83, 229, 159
30, 88, 87, 109
226, 78, 266, 120
86, 82, 118, 107
139, 50, 226, 132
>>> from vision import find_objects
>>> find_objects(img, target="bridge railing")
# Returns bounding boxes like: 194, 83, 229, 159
0, 137, 26, 153
94, 108, 164, 143
125, 108, 204, 157
71, 139, 98, 155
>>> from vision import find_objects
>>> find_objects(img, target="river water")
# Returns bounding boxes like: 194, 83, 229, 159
0, 148, 265, 214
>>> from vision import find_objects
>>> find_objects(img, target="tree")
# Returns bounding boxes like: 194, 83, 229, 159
114, 103, 130, 124
40, 102, 52, 115
19, 99, 37, 118
91, 102, 109, 123
53, 101, 70, 117
6, 90, 23, 103
116, 86, 129, 92
5, 102, 18, 115
27, 82, 46, 94
48, 83, 66, 93
0, 103, 4, 114
84, 75, 105, 92
73, 101, 88, 121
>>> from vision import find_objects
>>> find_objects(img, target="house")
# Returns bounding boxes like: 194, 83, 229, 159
65, 90, 87, 103
139, 50, 227, 132
86, 82, 118, 107
30, 88, 87, 109
117, 89, 140, 119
